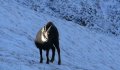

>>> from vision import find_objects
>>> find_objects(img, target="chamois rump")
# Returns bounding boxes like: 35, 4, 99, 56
34, 22, 61, 65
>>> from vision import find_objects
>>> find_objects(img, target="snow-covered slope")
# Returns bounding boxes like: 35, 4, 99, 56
0, 0, 120, 70
15, 0, 120, 36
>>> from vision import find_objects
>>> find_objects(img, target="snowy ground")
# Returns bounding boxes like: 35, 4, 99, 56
0, 0, 120, 70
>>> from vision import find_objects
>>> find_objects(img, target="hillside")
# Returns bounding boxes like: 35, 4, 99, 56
15, 0, 120, 36
0, 0, 120, 70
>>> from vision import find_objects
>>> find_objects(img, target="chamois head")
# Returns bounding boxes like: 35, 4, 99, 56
41, 25, 52, 42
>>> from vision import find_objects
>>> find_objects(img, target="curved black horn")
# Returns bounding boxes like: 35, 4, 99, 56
47, 25, 52, 32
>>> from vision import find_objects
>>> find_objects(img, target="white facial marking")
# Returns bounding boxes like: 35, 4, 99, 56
41, 32, 48, 42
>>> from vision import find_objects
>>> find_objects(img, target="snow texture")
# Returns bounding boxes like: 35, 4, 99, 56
0, 0, 120, 70
15, 0, 120, 36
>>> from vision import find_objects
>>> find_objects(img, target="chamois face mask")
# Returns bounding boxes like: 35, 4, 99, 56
41, 31, 48, 42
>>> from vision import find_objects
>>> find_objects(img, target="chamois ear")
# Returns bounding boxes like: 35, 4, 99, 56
47, 25, 52, 32
44, 26, 46, 31
41, 27, 44, 32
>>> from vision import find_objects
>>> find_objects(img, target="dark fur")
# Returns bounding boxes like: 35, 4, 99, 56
35, 22, 61, 65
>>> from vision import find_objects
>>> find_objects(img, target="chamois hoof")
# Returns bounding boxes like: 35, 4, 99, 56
58, 61, 61, 65
40, 61, 43, 63
46, 61, 49, 64
50, 59, 54, 63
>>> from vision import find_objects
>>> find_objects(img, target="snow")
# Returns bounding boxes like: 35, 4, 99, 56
0, 0, 120, 70
16, 0, 120, 36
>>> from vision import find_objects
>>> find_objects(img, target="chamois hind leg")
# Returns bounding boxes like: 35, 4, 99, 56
54, 40, 61, 65
50, 46, 55, 63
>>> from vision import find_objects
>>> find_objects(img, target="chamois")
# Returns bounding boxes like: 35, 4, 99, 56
34, 22, 61, 65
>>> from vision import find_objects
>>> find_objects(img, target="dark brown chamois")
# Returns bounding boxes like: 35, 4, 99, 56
34, 22, 61, 65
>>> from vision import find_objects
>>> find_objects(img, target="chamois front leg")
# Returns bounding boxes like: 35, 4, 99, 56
46, 49, 50, 64
39, 48, 43, 63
